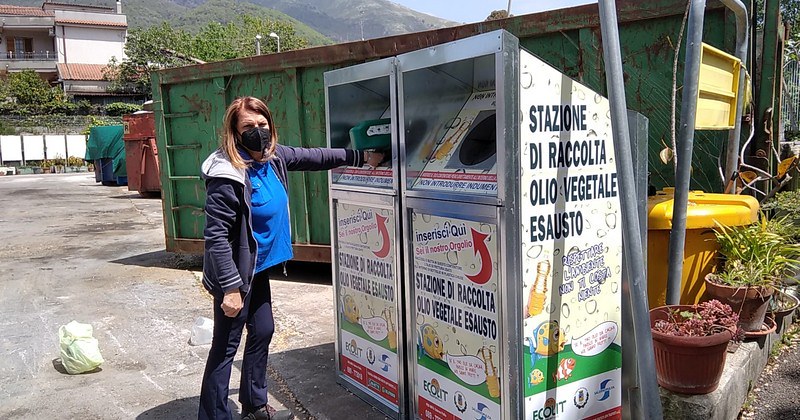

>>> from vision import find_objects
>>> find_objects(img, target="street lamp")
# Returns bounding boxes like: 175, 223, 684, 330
269, 32, 281, 53
255, 34, 262, 55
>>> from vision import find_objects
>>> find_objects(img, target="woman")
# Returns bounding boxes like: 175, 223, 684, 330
199, 96, 383, 420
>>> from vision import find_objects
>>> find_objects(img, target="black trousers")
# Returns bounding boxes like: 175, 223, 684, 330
198, 271, 274, 420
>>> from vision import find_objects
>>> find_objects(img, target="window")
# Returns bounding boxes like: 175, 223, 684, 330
7, 37, 33, 58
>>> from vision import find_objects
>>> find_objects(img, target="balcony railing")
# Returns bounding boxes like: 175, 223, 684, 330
1, 51, 58, 61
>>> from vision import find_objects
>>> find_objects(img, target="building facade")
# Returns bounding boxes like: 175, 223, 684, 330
0, 1, 134, 104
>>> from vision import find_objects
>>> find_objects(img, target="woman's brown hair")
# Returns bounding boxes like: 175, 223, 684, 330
220, 96, 278, 169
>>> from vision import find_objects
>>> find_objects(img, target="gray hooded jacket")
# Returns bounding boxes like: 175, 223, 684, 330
200, 145, 361, 298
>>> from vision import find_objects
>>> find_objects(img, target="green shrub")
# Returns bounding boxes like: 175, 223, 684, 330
0, 119, 15, 134
104, 102, 141, 116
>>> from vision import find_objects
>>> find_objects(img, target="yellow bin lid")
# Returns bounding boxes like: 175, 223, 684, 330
648, 188, 759, 230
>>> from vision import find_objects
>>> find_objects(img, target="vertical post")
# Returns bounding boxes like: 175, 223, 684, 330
754, 0, 781, 186
597, 1, 663, 419
622, 111, 649, 420
720, 0, 750, 193
666, 0, 706, 305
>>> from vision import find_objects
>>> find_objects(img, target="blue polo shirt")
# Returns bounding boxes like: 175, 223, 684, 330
248, 161, 293, 274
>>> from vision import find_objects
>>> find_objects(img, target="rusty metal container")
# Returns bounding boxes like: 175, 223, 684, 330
123, 112, 160, 197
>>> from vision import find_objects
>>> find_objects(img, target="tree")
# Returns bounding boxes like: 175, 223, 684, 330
104, 22, 195, 97
105, 17, 310, 97
0, 70, 75, 115
755, 0, 799, 41
486, 10, 510, 21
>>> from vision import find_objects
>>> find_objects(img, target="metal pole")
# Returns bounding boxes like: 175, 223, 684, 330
721, 0, 750, 193
597, 1, 663, 419
269, 32, 281, 53
666, 0, 705, 305
255, 35, 262, 55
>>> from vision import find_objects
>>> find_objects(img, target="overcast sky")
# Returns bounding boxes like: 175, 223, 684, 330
390, 0, 595, 23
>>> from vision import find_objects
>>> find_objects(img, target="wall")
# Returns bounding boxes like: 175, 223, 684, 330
0, 115, 121, 135
0, 134, 87, 164
64, 80, 113, 94
55, 10, 126, 25
56, 25, 126, 64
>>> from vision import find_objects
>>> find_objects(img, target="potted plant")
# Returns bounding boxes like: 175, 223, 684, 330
706, 214, 800, 332
768, 288, 800, 326
650, 300, 743, 394
67, 156, 86, 173
762, 190, 800, 287
30, 160, 44, 174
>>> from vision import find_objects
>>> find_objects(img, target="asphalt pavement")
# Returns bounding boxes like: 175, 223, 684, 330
740, 323, 800, 419
0, 172, 387, 419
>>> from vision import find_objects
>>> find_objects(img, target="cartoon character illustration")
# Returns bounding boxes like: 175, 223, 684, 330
342, 294, 360, 324
526, 320, 567, 367
418, 324, 444, 360
529, 369, 545, 386
552, 358, 576, 382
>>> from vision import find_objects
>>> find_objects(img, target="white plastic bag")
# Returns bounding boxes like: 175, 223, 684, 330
58, 321, 104, 374
190, 316, 213, 346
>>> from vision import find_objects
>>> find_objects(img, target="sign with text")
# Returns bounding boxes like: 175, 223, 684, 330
519, 50, 623, 420
335, 202, 399, 409
411, 211, 501, 419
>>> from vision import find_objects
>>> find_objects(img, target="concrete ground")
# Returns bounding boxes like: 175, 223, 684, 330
0, 173, 388, 419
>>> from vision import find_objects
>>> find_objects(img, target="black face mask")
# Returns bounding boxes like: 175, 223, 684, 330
239, 126, 272, 153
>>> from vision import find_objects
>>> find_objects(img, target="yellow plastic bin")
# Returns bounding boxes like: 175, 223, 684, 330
647, 188, 759, 308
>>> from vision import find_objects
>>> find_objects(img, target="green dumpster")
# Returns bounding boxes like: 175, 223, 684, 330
152, 0, 738, 261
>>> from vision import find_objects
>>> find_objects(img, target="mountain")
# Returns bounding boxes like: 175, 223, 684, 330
5, 0, 455, 43
172, 0, 332, 45
230, 0, 456, 42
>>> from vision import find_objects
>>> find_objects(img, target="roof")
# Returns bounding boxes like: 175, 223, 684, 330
56, 18, 127, 28
57, 63, 109, 81
0, 5, 53, 17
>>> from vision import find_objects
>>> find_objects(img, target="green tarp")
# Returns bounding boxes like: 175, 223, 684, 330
85, 125, 126, 177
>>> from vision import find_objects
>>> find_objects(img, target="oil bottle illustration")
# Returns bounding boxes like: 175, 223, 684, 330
433, 118, 472, 160
527, 260, 551, 317
382, 307, 397, 350
479, 346, 500, 398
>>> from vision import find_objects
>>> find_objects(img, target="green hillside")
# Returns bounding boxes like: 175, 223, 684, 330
174, 0, 331, 45
2, 0, 331, 46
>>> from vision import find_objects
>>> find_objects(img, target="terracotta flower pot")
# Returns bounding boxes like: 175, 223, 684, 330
704, 275, 773, 332
650, 305, 733, 394
768, 289, 799, 323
